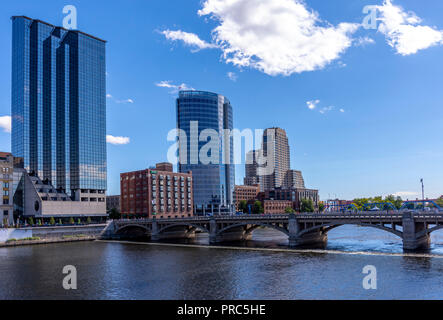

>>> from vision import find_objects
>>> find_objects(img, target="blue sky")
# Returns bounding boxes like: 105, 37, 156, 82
0, 0, 442, 200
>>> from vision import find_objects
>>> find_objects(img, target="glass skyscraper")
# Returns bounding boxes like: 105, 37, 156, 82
11, 16, 107, 199
176, 91, 234, 213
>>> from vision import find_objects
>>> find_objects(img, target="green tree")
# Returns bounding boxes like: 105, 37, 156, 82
69, 217, 75, 225
436, 198, 443, 208
318, 202, 325, 212
77, 218, 81, 225
28, 217, 34, 226
37, 219, 42, 226
301, 199, 314, 213
58, 219, 63, 225
238, 200, 248, 213
285, 207, 294, 214
109, 208, 121, 220
49, 217, 55, 225
252, 201, 264, 214
86, 217, 92, 224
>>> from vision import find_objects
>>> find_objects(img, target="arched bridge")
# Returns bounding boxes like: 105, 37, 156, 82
101, 211, 443, 251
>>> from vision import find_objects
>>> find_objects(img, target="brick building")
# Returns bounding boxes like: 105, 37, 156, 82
106, 195, 120, 212
263, 200, 293, 214
0, 152, 13, 225
120, 163, 193, 219
258, 187, 319, 212
234, 185, 260, 211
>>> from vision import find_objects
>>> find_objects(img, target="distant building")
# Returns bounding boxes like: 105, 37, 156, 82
258, 187, 319, 212
263, 200, 293, 214
11, 16, 107, 220
234, 185, 260, 211
283, 170, 305, 189
244, 150, 262, 187
0, 152, 14, 225
261, 128, 290, 191
176, 90, 235, 214
106, 195, 120, 212
120, 163, 194, 219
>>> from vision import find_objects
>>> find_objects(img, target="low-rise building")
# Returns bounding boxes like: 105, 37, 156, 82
106, 195, 121, 212
258, 187, 319, 212
263, 200, 293, 214
120, 163, 193, 219
0, 152, 13, 225
234, 184, 260, 211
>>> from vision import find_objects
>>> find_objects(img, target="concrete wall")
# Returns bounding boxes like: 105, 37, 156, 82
0, 228, 33, 242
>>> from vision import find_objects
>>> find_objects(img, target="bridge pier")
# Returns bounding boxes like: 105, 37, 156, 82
288, 213, 327, 248
402, 212, 430, 251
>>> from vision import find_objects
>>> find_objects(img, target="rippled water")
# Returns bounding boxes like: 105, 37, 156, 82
1, 226, 443, 300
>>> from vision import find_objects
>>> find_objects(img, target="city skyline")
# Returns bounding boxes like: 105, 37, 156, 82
0, 0, 442, 201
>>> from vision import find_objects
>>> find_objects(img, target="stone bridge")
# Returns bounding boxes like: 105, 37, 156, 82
100, 211, 443, 251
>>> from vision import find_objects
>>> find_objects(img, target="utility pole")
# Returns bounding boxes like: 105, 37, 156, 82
421, 178, 425, 205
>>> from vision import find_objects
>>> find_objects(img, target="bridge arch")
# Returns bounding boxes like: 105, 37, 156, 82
158, 223, 210, 235
417, 224, 443, 238
217, 222, 289, 237
116, 224, 150, 235
298, 222, 403, 239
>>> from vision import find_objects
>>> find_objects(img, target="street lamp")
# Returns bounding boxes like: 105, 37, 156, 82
421, 178, 425, 205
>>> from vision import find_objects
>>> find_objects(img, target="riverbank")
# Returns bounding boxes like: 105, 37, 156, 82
0, 235, 96, 247
0, 224, 107, 247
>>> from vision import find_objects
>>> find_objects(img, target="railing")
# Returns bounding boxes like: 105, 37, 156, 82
115, 210, 443, 225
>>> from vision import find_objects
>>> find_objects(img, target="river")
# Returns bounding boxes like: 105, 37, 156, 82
1, 225, 443, 300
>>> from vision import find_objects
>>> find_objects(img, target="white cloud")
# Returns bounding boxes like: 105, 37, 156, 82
377, 0, 443, 55
161, 30, 217, 51
319, 106, 334, 114
106, 135, 130, 145
393, 191, 419, 199
307, 100, 320, 110
355, 36, 375, 47
116, 99, 134, 104
155, 81, 195, 94
106, 94, 113, 98
339, 108, 345, 113
0, 116, 11, 133
197, 0, 360, 76
227, 72, 237, 81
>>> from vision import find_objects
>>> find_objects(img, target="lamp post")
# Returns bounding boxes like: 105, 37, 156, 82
421, 178, 425, 206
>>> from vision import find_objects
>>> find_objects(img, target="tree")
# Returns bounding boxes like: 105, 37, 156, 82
77, 218, 81, 225
436, 197, 443, 208
58, 219, 63, 225
285, 207, 294, 214
301, 198, 314, 213
318, 202, 325, 212
252, 201, 264, 214
28, 217, 34, 226
109, 208, 121, 220
238, 200, 248, 213
49, 217, 55, 225
69, 217, 75, 225
86, 217, 92, 224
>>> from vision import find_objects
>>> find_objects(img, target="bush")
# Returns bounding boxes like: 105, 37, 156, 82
86, 217, 92, 224
49, 217, 56, 225
285, 207, 294, 214
28, 217, 34, 226
69, 217, 75, 224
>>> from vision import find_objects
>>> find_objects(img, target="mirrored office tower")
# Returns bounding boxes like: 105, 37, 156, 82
11, 16, 107, 201
177, 91, 235, 214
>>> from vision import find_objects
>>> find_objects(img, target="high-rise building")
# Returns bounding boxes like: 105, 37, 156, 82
244, 150, 262, 187
261, 127, 290, 191
11, 16, 107, 220
176, 90, 234, 213
283, 170, 305, 189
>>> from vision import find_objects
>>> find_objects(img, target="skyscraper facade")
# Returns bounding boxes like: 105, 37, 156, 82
11, 16, 107, 200
176, 91, 234, 213
262, 127, 290, 191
